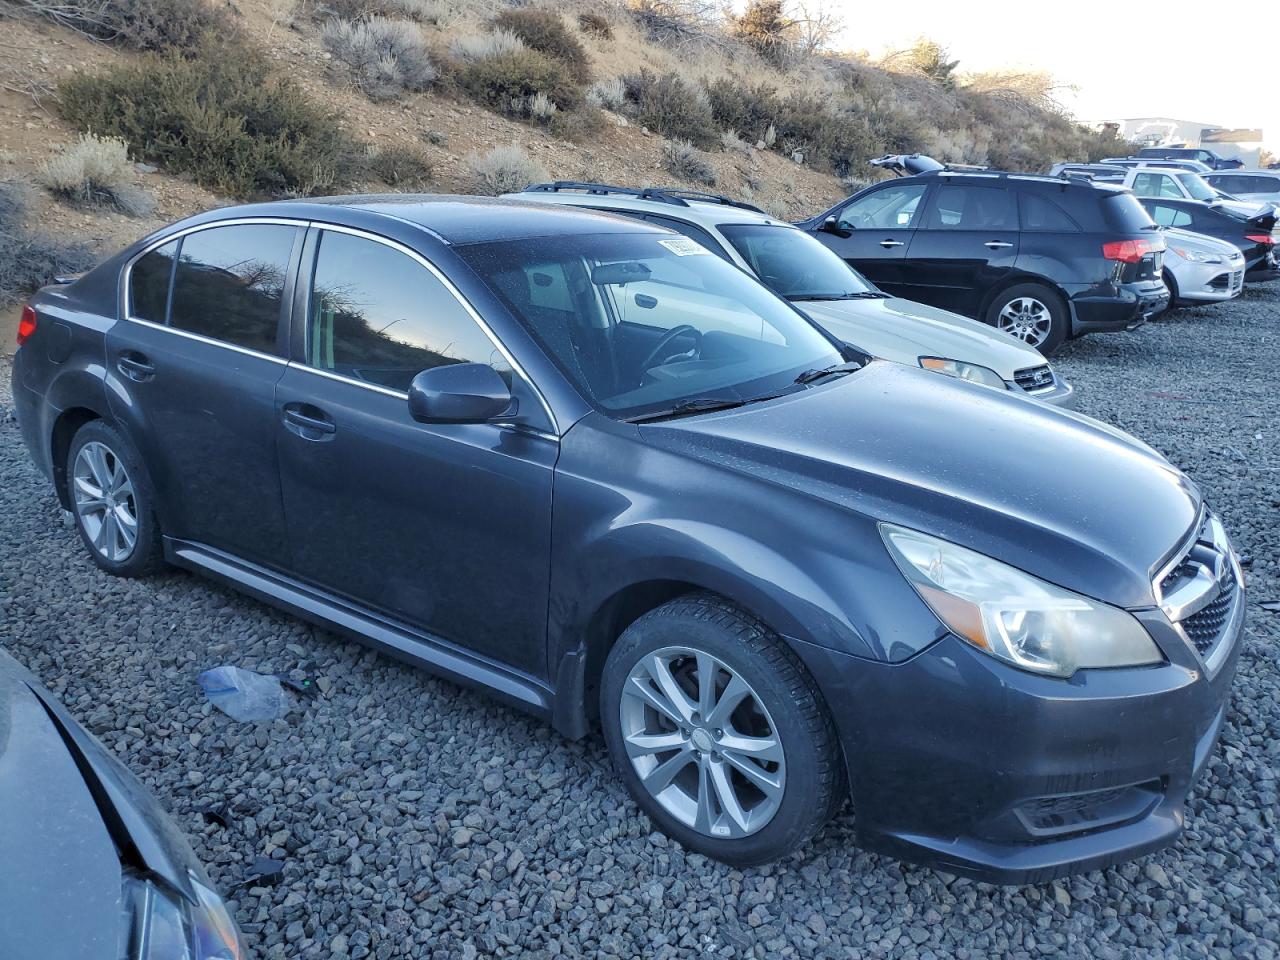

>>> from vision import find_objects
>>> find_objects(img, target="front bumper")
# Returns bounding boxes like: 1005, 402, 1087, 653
1016, 378, 1076, 408
792, 597, 1243, 884
1171, 259, 1245, 304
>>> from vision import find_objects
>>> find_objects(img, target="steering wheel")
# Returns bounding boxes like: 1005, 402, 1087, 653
640, 325, 703, 372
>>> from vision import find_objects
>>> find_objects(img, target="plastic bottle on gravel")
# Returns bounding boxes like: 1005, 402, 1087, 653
197, 665, 288, 721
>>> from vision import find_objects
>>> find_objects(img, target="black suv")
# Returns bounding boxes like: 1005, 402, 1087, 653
1135, 147, 1244, 170
796, 157, 1170, 354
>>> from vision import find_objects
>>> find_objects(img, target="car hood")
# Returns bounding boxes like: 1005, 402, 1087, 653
796, 297, 1044, 379
642, 362, 1199, 608
1164, 227, 1245, 258
0, 654, 122, 960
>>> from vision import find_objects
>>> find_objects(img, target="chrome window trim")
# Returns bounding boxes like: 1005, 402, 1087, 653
307, 223, 560, 435
123, 315, 289, 365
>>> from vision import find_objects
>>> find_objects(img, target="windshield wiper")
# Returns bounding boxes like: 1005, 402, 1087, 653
794, 361, 862, 385
788, 291, 886, 301
625, 396, 750, 423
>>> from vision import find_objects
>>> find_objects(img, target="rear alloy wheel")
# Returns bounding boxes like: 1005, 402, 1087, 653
601, 593, 843, 866
66, 421, 165, 578
987, 282, 1068, 355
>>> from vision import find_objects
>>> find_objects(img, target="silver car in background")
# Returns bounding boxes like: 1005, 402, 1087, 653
1159, 227, 1246, 310
1203, 171, 1280, 206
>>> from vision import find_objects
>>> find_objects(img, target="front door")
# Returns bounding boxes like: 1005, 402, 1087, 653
809, 182, 929, 296
274, 227, 557, 676
106, 221, 302, 567
902, 182, 1020, 317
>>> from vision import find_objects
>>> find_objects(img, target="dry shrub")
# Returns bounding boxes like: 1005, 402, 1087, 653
703, 77, 779, 144
622, 71, 716, 149
322, 17, 437, 100
586, 76, 626, 112
456, 46, 582, 113
577, 10, 611, 38
491, 8, 590, 84
449, 28, 525, 62
39, 133, 154, 216
58, 39, 365, 197
0, 180, 97, 307
365, 144, 432, 187
661, 139, 716, 186
9, 0, 237, 51
466, 144, 548, 195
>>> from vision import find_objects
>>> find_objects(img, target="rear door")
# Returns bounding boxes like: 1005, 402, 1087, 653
900, 181, 1019, 316
809, 181, 929, 295
107, 220, 302, 568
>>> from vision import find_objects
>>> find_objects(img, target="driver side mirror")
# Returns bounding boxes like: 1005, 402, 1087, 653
820, 215, 851, 238
408, 362, 515, 424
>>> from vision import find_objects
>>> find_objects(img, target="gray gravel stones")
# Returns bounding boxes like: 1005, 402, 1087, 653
2, 286, 1279, 959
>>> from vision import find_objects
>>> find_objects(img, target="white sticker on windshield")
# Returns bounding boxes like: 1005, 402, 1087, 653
657, 237, 710, 256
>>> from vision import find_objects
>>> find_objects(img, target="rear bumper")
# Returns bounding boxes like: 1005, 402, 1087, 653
791, 601, 1243, 884
1068, 283, 1169, 336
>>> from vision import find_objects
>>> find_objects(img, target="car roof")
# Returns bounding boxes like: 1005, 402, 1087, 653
183, 194, 668, 245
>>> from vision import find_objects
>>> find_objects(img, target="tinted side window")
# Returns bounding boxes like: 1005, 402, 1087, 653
1147, 203, 1193, 228
130, 240, 177, 323
170, 224, 296, 354
307, 230, 507, 392
838, 184, 927, 230
923, 184, 1016, 230
1019, 193, 1079, 231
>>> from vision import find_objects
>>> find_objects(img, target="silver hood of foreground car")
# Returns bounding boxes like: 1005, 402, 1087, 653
798, 296, 1048, 381
0, 655, 122, 960
643, 361, 1200, 610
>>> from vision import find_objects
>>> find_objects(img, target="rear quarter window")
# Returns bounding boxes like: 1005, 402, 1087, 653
1101, 193, 1157, 232
129, 240, 178, 323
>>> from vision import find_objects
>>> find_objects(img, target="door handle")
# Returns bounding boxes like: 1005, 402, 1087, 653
879, 239, 905, 248
984, 240, 1014, 249
117, 354, 155, 382
282, 406, 336, 437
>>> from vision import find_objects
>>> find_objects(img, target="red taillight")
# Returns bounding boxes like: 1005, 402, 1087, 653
16, 305, 37, 346
1102, 238, 1159, 263
1244, 233, 1276, 246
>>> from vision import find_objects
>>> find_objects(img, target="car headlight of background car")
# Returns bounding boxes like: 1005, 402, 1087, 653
880, 523, 1164, 678
918, 357, 1007, 390
1169, 246, 1224, 264
121, 871, 245, 960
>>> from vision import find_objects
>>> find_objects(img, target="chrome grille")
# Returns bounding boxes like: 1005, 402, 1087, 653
1013, 364, 1055, 392
1155, 513, 1242, 667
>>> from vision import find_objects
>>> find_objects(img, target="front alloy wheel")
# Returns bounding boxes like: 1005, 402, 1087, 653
620, 646, 786, 839
73, 440, 139, 562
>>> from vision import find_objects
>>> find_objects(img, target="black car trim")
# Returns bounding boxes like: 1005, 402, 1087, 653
304, 224, 561, 434
166, 538, 556, 717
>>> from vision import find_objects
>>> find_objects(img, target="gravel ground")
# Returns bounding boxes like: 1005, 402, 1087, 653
2, 286, 1279, 960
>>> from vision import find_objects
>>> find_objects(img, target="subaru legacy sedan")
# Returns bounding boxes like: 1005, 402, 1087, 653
12, 197, 1244, 881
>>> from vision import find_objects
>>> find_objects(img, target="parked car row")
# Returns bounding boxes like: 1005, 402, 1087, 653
8, 165, 1248, 913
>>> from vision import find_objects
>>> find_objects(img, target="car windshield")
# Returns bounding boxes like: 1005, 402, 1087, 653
457, 232, 844, 421
717, 223, 877, 300
1177, 174, 1217, 202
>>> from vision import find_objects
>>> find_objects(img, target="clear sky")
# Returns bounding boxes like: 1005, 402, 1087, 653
831, 2, 1279, 150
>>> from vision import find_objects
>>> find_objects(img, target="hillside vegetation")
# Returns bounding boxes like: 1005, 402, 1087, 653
0, 0, 1127, 324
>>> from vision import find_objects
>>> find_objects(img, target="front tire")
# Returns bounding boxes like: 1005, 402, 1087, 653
600, 593, 843, 866
986, 282, 1068, 355
65, 420, 165, 578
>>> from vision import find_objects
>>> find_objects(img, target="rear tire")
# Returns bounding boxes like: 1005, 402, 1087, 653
1161, 269, 1180, 312
65, 420, 165, 578
985, 282, 1068, 355
600, 593, 844, 866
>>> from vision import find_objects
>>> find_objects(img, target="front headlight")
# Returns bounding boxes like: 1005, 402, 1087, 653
121, 872, 245, 960
918, 357, 1007, 390
1169, 246, 1223, 264
880, 524, 1164, 677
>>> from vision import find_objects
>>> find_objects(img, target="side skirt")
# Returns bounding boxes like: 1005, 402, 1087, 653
165, 538, 555, 722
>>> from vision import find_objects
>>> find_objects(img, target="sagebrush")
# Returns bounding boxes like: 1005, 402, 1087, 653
0, 180, 97, 307
9, 0, 237, 51
322, 17, 437, 100
622, 72, 717, 149
661, 139, 716, 186
491, 8, 590, 84
39, 133, 154, 216
466, 144, 548, 195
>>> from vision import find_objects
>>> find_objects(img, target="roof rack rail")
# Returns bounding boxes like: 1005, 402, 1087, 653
521, 181, 766, 214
